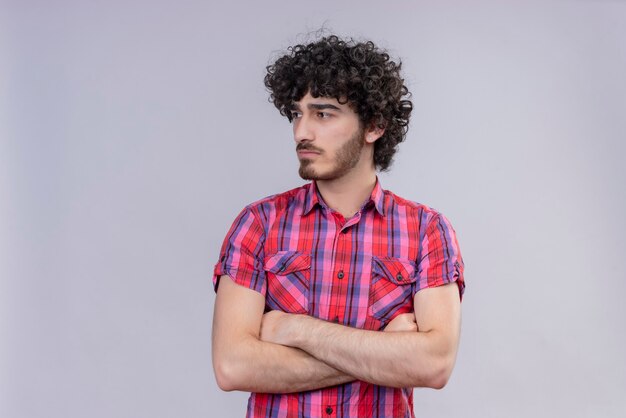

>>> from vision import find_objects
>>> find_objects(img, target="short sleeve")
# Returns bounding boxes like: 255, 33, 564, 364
416, 213, 465, 300
213, 207, 267, 296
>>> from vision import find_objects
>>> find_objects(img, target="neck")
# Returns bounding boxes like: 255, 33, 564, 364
316, 165, 377, 219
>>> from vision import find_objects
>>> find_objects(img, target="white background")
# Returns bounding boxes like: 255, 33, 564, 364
1, 1, 625, 417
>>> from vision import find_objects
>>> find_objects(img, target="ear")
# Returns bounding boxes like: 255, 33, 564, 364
365, 121, 386, 144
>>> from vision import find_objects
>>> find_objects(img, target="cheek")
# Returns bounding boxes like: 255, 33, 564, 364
327, 124, 353, 142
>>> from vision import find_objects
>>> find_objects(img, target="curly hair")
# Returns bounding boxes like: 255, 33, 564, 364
264, 35, 413, 171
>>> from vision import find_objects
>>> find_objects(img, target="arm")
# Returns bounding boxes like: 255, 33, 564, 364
260, 281, 461, 389
212, 275, 355, 393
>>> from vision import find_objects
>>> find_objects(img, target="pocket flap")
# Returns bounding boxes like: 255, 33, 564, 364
264, 251, 311, 274
371, 256, 417, 284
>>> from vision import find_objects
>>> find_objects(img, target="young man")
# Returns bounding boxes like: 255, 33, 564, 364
212, 35, 465, 418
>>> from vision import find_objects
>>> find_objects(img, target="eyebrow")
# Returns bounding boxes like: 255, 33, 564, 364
290, 102, 342, 112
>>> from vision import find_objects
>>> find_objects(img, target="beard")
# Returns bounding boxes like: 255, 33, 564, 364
298, 127, 365, 181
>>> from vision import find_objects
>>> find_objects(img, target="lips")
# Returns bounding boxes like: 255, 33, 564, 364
297, 150, 320, 156
296, 146, 322, 158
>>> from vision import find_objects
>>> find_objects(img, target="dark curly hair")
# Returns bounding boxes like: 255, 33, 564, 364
264, 35, 413, 171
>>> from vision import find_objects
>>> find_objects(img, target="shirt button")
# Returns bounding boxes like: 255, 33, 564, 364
325, 406, 333, 415
337, 270, 344, 279
396, 273, 403, 281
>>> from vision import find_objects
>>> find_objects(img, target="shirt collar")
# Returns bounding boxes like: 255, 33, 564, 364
302, 178, 386, 217
302, 181, 321, 215
370, 179, 386, 216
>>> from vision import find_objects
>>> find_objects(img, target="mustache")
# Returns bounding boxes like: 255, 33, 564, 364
296, 144, 323, 153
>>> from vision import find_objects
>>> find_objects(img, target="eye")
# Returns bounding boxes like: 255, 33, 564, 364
290, 111, 302, 120
317, 111, 331, 119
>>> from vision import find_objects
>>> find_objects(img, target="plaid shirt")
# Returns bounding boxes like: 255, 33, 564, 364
213, 180, 465, 418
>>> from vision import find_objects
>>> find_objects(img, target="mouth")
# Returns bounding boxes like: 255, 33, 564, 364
296, 148, 321, 158
297, 150, 319, 157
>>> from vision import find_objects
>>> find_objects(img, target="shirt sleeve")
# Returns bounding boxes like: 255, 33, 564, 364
415, 212, 465, 300
213, 206, 267, 296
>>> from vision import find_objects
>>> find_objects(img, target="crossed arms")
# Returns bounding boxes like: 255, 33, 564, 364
212, 275, 461, 393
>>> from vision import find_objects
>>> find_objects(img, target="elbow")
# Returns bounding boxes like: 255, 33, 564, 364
425, 356, 455, 390
213, 354, 248, 392
428, 369, 451, 390
214, 360, 237, 391
407, 352, 455, 390
213, 334, 261, 392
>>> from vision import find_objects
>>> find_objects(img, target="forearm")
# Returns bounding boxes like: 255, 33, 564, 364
212, 275, 355, 393
280, 315, 455, 389
213, 332, 354, 393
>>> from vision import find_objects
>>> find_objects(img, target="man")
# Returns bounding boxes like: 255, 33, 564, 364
212, 35, 465, 418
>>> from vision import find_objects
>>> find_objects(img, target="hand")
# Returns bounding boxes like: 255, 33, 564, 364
383, 313, 419, 332
260, 310, 296, 346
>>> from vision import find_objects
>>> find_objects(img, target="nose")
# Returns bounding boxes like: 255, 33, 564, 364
293, 115, 313, 144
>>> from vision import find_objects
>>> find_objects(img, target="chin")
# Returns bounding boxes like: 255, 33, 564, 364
299, 163, 318, 180
299, 169, 343, 182
299, 161, 348, 181
299, 169, 318, 181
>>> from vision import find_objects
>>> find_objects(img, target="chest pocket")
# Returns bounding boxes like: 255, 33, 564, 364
264, 251, 311, 314
368, 256, 418, 323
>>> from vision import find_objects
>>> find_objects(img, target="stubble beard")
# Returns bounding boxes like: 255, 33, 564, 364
298, 128, 365, 181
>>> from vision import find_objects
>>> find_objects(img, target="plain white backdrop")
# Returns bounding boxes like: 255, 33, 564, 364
1, 1, 625, 417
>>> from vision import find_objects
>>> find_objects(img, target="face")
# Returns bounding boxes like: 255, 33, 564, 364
290, 92, 367, 181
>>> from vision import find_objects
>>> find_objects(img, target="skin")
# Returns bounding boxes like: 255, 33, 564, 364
212, 92, 462, 392
212, 275, 416, 393
291, 92, 383, 217
260, 283, 460, 388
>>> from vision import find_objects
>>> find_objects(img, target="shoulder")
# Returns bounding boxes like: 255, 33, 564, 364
241, 184, 309, 223
382, 189, 448, 226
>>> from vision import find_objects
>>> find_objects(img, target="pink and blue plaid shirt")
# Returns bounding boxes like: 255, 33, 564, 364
213, 180, 465, 418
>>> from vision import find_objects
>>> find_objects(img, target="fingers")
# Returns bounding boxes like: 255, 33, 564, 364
383, 313, 418, 332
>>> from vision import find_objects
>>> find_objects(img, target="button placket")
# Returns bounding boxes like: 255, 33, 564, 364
329, 222, 349, 326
